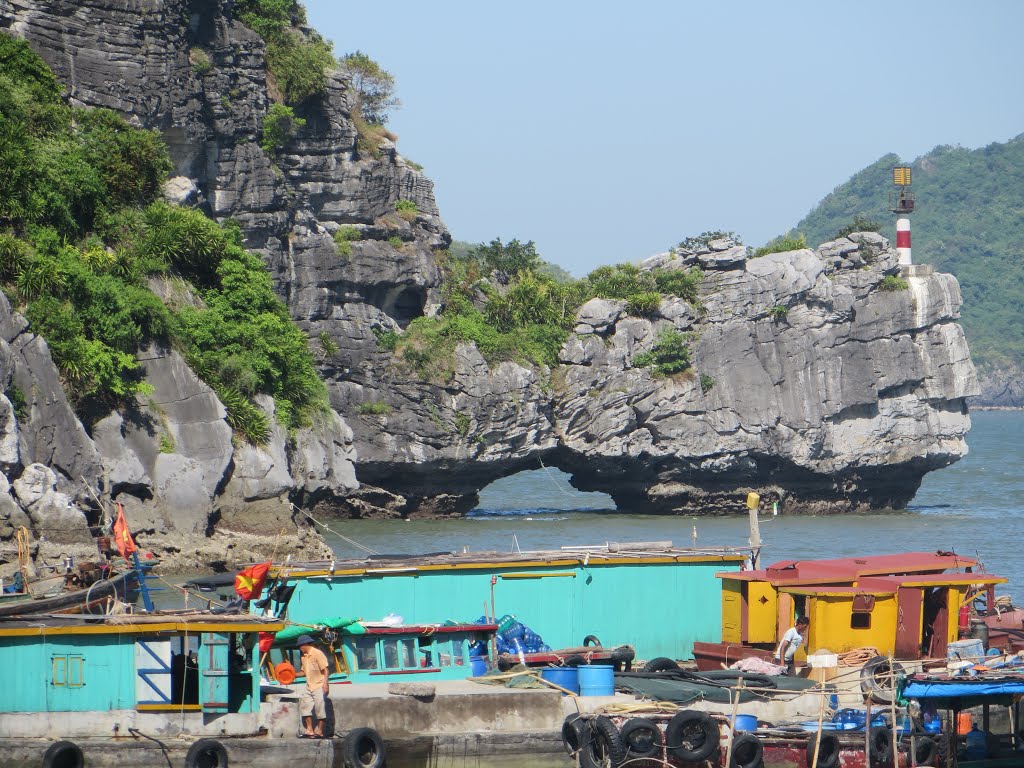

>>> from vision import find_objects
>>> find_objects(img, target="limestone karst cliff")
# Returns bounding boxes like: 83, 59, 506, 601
0, 0, 978, 574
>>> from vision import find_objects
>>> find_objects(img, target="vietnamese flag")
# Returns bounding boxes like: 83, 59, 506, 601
113, 503, 137, 561
235, 562, 272, 600
258, 631, 277, 653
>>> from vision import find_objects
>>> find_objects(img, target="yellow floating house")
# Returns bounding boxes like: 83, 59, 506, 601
694, 552, 1005, 668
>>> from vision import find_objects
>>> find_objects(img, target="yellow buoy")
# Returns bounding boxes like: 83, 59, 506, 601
745, 492, 760, 510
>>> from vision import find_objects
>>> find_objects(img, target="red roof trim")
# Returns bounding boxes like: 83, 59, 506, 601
718, 551, 982, 585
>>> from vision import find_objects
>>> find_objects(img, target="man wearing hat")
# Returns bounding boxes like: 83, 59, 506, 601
297, 634, 330, 737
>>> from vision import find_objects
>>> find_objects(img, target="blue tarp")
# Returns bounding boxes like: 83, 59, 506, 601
904, 681, 1024, 698
902, 679, 1024, 707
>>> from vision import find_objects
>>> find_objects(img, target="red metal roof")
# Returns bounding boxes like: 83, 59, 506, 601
718, 551, 980, 585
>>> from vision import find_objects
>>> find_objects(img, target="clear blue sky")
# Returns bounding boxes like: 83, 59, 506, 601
303, 1, 1024, 277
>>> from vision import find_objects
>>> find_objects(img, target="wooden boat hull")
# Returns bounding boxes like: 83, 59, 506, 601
692, 640, 774, 671
0, 569, 140, 617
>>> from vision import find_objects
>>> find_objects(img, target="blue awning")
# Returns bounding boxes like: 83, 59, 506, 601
902, 679, 1024, 708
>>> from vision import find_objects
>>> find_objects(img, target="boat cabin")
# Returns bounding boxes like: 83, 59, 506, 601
265, 621, 498, 684
262, 543, 746, 662
0, 613, 283, 719
708, 552, 1005, 664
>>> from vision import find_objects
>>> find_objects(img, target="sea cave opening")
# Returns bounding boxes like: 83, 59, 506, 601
472, 468, 615, 516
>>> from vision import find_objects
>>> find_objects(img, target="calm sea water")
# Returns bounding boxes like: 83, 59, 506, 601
322, 410, 1024, 599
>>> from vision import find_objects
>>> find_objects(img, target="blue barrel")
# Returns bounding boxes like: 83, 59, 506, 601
577, 665, 614, 696
540, 666, 579, 695
734, 714, 757, 732
470, 656, 487, 676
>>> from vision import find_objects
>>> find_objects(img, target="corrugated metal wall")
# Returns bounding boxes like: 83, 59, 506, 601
1, 635, 134, 712
285, 559, 738, 660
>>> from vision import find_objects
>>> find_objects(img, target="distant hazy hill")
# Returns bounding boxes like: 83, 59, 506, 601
794, 135, 1024, 391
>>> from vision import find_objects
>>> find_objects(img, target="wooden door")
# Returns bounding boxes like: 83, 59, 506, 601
135, 639, 172, 705
895, 588, 923, 659
199, 632, 230, 713
928, 589, 950, 658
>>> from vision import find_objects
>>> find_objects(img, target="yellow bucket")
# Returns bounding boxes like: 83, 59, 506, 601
745, 492, 760, 510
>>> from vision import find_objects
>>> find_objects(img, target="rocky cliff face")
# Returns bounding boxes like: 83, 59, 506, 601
343, 233, 977, 518
0, 0, 978, 574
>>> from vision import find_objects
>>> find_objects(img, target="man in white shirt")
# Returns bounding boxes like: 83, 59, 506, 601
774, 615, 809, 675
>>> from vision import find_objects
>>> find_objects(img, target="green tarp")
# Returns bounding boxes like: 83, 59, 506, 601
271, 617, 363, 646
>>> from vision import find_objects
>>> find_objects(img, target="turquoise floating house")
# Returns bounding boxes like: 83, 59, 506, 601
270, 543, 747, 661
0, 613, 395, 768
0, 613, 283, 723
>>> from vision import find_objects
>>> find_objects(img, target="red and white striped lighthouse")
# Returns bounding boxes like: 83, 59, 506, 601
896, 217, 912, 266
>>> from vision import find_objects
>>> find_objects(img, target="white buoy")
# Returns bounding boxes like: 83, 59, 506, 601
897, 217, 912, 266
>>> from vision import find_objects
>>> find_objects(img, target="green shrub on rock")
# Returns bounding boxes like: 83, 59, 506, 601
879, 275, 909, 292
261, 103, 306, 157
395, 199, 417, 221
267, 31, 335, 105
626, 291, 661, 316
754, 232, 807, 257
633, 328, 693, 375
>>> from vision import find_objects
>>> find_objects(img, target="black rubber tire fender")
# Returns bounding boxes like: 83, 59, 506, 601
185, 739, 229, 768
43, 741, 84, 768
610, 645, 635, 672
860, 656, 906, 704
610, 646, 635, 663
869, 727, 893, 764
342, 727, 386, 768
666, 709, 720, 762
563, 654, 587, 667
730, 733, 764, 768
913, 735, 938, 766
642, 656, 680, 673
579, 715, 626, 768
583, 635, 602, 647
562, 714, 590, 757
806, 732, 840, 768
620, 717, 662, 759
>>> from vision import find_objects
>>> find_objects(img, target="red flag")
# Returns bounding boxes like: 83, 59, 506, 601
235, 562, 271, 600
113, 503, 137, 561
258, 631, 276, 653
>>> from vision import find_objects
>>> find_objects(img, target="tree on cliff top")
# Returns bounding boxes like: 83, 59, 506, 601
338, 51, 400, 125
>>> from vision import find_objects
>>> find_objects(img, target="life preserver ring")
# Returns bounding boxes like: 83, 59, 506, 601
561, 714, 590, 756
642, 656, 679, 673
185, 739, 228, 768
869, 727, 893, 764
43, 740, 83, 768
342, 727, 385, 768
578, 715, 626, 768
666, 710, 719, 762
731, 733, 763, 768
620, 717, 662, 759
806, 731, 839, 768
